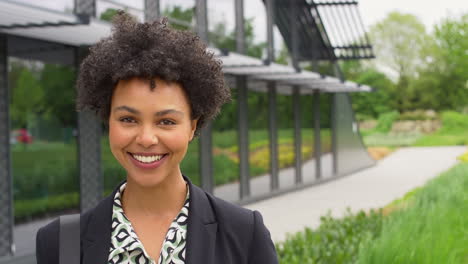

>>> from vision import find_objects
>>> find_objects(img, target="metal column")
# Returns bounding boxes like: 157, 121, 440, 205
268, 83, 279, 190
265, 0, 279, 190
332, 62, 344, 176
235, 0, 250, 198
75, 0, 102, 212
0, 34, 14, 257
74, 0, 96, 17
293, 86, 302, 184
77, 45, 103, 212
313, 90, 322, 179
265, 0, 274, 64
235, 0, 246, 54
144, 0, 160, 22
290, 0, 300, 71
237, 78, 250, 198
196, 0, 213, 193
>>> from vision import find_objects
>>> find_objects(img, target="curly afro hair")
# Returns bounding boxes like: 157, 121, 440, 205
76, 11, 230, 136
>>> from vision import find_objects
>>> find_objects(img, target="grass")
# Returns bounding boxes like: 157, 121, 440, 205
362, 132, 423, 147
413, 129, 468, 146
278, 160, 468, 264
12, 128, 331, 221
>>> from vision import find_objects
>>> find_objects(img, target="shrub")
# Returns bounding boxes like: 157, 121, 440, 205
277, 209, 383, 264
374, 111, 399, 133
439, 111, 468, 132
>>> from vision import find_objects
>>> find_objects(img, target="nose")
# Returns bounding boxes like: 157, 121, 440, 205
135, 125, 158, 148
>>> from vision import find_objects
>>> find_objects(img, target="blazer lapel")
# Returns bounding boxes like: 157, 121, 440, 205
185, 177, 218, 264
80, 177, 218, 264
81, 181, 124, 264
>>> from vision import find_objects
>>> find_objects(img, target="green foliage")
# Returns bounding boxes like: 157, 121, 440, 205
277, 209, 383, 264
438, 111, 468, 132
10, 68, 44, 127
348, 67, 394, 119
14, 192, 79, 223
210, 17, 266, 58
40, 64, 76, 127
374, 111, 399, 133
163, 5, 194, 30
357, 163, 468, 264
100, 8, 120, 22
413, 111, 468, 146
412, 14, 468, 111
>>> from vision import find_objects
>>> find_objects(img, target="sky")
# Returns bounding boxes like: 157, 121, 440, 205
12, 0, 468, 44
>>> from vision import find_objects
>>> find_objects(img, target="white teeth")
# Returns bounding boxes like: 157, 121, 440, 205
132, 154, 164, 163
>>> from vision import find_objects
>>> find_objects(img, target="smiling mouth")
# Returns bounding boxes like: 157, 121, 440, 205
128, 152, 168, 164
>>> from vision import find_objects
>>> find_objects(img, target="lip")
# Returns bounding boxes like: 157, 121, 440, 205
127, 152, 168, 169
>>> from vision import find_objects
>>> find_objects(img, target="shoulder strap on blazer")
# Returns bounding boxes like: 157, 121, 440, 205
59, 214, 80, 264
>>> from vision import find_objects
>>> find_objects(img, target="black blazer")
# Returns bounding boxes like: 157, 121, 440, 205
36, 177, 279, 264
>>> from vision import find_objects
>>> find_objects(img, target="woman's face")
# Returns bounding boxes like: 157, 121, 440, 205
108, 77, 197, 187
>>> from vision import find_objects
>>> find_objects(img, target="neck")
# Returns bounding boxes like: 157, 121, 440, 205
121, 171, 187, 219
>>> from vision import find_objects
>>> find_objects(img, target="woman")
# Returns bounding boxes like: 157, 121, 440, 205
35, 11, 278, 264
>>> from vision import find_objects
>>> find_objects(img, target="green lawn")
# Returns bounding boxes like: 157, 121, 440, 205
277, 161, 468, 264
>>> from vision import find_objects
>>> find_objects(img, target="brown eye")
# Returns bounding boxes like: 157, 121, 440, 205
159, 119, 175, 125
119, 117, 136, 123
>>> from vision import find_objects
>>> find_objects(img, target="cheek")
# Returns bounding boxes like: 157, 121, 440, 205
108, 122, 133, 150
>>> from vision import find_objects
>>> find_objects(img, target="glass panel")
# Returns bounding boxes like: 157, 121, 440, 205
320, 93, 333, 179
277, 92, 295, 189
10, 60, 79, 226
301, 94, 316, 183
212, 87, 239, 202
335, 93, 375, 175
248, 89, 271, 198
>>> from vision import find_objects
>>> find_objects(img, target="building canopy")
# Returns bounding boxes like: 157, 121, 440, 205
0, 0, 371, 93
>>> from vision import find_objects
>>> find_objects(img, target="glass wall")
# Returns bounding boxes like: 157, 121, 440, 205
10, 58, 80, 225
320, 92, 333, 179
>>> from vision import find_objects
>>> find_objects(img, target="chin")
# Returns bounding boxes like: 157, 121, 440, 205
129, 174, 167, 189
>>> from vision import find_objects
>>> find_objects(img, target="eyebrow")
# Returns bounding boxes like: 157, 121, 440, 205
113, 106, 184, 117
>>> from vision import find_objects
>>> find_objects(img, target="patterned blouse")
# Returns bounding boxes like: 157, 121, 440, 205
108, 182, 190, 264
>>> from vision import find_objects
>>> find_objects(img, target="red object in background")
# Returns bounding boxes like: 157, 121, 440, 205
17, 128, 33, 144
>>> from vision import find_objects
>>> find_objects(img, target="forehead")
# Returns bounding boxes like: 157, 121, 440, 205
111, 77, 191, 112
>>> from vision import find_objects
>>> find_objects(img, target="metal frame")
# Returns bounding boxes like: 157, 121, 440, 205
144, 0, 160, 22
0, 34, 13, 258
237, 78, 250, 198
0, 16, 90, 30
74, 0, 103, 212
196, 0, 214, 193
293, 86, 302, 183
235, 0, 250, 199
268, 82, 279, 190
313, 90, 322, 179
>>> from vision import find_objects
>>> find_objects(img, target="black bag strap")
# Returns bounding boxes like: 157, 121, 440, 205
59, 214, 80, 264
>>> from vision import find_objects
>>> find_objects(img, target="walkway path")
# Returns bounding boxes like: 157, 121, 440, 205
245, 146, 466, 242
3, 146, 465, 263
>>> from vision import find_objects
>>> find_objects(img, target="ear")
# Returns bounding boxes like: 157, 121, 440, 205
189, 119, 198, 141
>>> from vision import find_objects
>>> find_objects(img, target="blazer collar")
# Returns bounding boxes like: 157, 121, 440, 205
80, 176, 218, 264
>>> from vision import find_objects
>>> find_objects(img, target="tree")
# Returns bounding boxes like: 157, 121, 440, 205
413, 13, 468, 111
369, 12, 429, 112
10, 68, 44, 128
163, 5, 195, 31
210, 17, 266, 59
100, 8, 120, 22
40, 64, 77, 127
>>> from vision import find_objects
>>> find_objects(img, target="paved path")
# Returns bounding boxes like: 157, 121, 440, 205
245, 146, 466, 242
5, 146, 465, 262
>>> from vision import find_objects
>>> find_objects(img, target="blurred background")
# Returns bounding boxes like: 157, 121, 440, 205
0, 0, 467, 263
